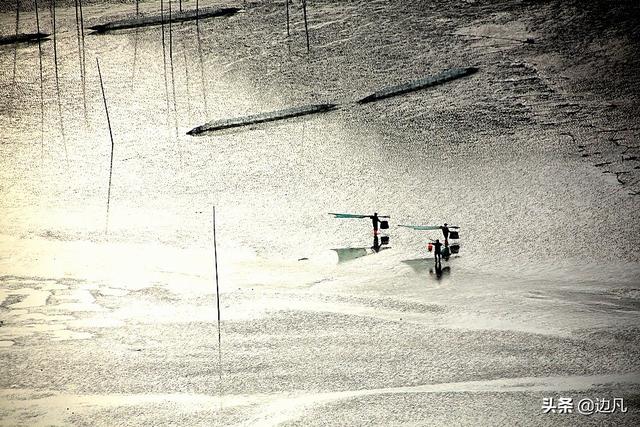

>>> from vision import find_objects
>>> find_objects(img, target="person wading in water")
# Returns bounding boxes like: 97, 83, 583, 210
431, 239, 443, 267
440, 223, 459, 245
370, 213, 381, 234
369, 213, 389, 252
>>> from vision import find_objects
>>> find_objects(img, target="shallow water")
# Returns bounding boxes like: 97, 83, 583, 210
1, 0, 638, 333
1, 1, 639, 425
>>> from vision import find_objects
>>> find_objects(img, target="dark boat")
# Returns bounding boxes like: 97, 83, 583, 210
88, 7, 241, 34
187, 103, 338, 135
357, 67, 478, 104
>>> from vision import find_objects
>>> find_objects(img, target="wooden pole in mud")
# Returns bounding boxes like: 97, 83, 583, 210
213, 206, 222, 377
131, 29, 139, 89
51, 0, 69, 165
74, 2, 82, 78
161, 0, 172, 129
286, 0, 290, 37
34, 0, 44, 154
182, 39, 192, 122
168, 0, 179, 137
132, 2, 139, 89
302, 0, 310, 53
96, 58, 115, 235
74, 1, 87, 126
196, 19, 208, 116
79, 0, 88, 125
12, 0, 19, 88
169, 0, 173, 60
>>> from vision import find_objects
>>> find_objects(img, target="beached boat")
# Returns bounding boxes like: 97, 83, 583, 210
187, 103, 338, 135
88, 7, 240, 34
357, 67, 478, 103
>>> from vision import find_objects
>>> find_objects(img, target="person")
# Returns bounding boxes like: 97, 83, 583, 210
370, 213, 381, 235
431, 239, 443, 266
440, 223, 459, 245
441, 223, 450, 241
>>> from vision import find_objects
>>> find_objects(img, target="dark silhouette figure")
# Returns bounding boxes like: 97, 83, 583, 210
431, 239, 443, 267
440, 223, 459, 245
370, 212, 381, 234
330, 211, 388, 253
369, 213, 390, 252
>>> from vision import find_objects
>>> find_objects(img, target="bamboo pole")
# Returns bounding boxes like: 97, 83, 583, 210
182, 39, 192, 123
213, 206, 222, 378
132, 28, 139, 89
12, 0, 19, 88
51, 0, 68, 165
79, 0, 88, 125
74, 1, 83, 95
196, 20, 208, 116
169, 0, 173, 60
161, 0, 171, 128
96, 58, 115, 235
286, 0, 290, 37
51, 1, 59, 89
34, 0, 44, 155
168, 0, 179, 137
302, 0, 310, 53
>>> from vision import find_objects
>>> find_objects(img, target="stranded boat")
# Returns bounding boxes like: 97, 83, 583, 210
188, 103, 338, 135
88, 7, 240, 34
357, 67, 478, 104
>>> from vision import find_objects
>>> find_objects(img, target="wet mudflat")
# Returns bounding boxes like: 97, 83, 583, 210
1, 0, 639, 425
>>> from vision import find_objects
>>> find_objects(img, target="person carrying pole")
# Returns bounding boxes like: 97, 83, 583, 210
370, 212, 381, 235
440, 223, 459, 245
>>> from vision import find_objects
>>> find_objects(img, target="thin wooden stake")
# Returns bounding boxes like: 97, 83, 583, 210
79, 0, 88, 125
182, 39, 192, 123
196, 20, 208, 116
286, 0, 290, 37
132, 27, 139, 89
133, 1, 139, 86
213, 206, 222, 378
51, 0, 69, 165
74, 1, 84, 95
35, 0, 44, 155
302, 0, 310, 53
12, 0, 19, 89
96, 58, 115, 235
169, 0, 179, 137
161, 0, 171, 128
